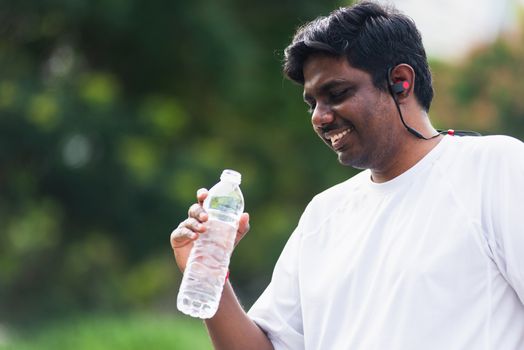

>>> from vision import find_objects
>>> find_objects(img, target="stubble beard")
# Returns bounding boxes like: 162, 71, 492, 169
337, 127, 398, 171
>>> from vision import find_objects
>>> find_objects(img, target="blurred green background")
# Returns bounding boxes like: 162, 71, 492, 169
1, 0, 523, 348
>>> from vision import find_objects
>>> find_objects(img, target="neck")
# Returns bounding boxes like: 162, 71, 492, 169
371, 115, 442, 183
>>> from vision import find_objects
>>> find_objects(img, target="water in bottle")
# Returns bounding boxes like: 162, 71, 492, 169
177, 169, 244, 319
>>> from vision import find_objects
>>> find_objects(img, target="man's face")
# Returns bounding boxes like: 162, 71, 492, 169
302, 55, 403, 171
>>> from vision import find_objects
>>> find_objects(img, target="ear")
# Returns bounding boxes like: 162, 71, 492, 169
388, 64, 415, 101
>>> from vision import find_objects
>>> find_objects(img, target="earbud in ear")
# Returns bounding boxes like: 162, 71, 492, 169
392, 81, 410, 94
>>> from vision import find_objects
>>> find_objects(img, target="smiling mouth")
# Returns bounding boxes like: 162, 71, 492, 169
325, 126, 354, 149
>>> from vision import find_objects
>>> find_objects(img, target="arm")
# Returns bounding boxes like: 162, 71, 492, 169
483, 136, 524, 302
170, 189, 273, 350
205, 282, 273, 350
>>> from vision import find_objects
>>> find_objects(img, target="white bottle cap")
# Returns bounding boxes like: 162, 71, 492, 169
220, 169, 241, 185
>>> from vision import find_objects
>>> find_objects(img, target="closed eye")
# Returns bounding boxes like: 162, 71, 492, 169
328, 88, 350, 102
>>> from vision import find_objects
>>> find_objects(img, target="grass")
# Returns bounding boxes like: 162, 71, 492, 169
0, 313, 214, 350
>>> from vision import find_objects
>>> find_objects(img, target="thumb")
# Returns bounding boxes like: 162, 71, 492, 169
235, 212, 250, 245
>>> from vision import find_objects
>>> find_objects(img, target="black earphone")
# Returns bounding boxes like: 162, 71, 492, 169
391, 80, 410, 95
386, 67, 481, 139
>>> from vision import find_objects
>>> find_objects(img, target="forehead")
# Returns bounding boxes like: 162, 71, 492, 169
303, 55, 371, 94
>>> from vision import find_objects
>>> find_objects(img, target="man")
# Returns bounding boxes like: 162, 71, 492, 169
171, 2, 524, 349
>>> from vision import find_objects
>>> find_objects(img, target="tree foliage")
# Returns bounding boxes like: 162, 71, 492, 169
0, 0, 344, 323
0, 0, 522, 325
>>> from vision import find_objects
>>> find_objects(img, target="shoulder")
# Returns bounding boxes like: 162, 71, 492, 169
296, 170, 369, 233
309, 170, 369, 208
436, 135, 524, 193
443, 134, 524, 166
448, 134, 524, 154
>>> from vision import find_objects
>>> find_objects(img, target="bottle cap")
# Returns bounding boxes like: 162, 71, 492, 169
220, 169, 241, 185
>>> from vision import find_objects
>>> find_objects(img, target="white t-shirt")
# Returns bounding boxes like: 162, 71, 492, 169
248, 135, 524, 350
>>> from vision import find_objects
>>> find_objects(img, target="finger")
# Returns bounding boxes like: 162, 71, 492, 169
171, 217, 206, 245
196, 188, 208, 206
188, 203, 208, 222
235, 212, 250, 244
170, 226, 198, 248
238, 212, 250, 235
181, 217, 206, 233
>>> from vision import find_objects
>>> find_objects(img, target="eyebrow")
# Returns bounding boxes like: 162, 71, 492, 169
303, 79, 351, 101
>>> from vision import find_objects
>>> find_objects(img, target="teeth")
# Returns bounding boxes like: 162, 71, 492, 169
330, 128, 351, 143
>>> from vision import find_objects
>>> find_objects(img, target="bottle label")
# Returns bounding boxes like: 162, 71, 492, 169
208, 196, 241, 214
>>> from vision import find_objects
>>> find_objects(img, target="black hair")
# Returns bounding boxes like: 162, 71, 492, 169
283, 1, 434, 111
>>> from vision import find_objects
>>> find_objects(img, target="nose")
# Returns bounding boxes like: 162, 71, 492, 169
311, 103, 335, 128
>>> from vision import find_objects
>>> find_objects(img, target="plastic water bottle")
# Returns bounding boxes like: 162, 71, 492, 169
177, 169, 244, 319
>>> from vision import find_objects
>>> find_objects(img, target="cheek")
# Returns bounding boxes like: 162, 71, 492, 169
336, 95, 373, 124
361, 97, 392, 130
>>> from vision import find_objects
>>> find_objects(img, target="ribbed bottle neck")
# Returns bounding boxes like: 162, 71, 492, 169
220, 169, 241, 185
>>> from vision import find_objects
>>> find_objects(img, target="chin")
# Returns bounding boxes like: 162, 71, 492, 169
337, 152, 370, 169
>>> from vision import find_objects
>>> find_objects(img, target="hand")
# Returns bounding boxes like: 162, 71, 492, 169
170, 188, 250, 272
